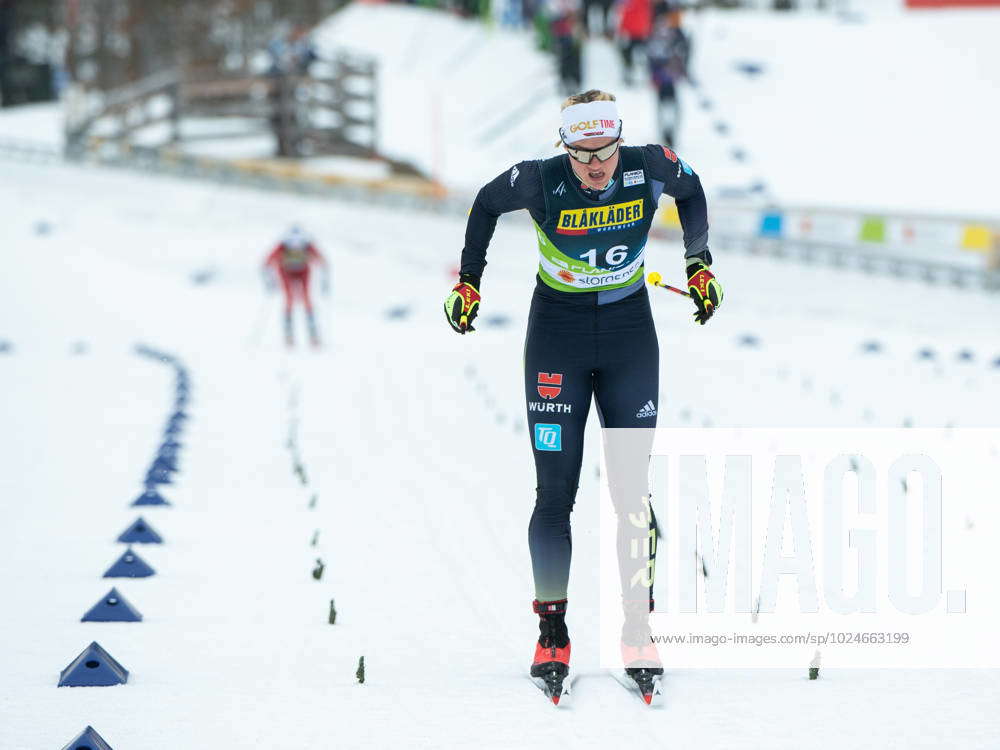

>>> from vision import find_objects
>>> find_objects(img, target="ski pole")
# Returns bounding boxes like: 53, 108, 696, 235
646, 271, 690, 298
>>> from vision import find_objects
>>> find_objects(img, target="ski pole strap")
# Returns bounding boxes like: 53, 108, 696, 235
533, 598, 568, 615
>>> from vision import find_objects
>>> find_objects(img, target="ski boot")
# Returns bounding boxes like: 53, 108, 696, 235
620, 599, 663, 705
530, 599, 571, 705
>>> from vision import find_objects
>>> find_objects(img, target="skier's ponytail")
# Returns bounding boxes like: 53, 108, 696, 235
559, 89, 617, 111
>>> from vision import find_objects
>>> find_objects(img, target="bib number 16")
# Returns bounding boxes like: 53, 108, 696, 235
580, 245, 628, 268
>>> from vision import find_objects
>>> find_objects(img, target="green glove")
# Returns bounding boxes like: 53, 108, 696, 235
686, 260, 723, 325
444, 275, 481, 334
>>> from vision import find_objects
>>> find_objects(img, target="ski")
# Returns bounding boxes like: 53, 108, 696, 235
612, 669, 663, 706
528, 669, 573, 706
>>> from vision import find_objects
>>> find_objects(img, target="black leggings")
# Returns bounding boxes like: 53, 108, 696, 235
523, 280, 659, 602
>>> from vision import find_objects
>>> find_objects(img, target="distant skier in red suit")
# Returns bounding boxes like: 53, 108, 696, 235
263, 226, 329, 347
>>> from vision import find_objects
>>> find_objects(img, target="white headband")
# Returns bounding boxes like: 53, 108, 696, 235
559, 100, 622, 145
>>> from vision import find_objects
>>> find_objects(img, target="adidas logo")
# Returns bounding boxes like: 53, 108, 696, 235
636, 400, 657, 418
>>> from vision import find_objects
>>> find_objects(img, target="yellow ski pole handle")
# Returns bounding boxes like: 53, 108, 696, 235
646, 271, 691, 298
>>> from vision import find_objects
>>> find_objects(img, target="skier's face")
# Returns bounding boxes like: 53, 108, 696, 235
565, 136, 621, 191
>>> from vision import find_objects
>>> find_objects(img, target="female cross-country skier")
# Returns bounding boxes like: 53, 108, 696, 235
444, 90, 722, 703
263, 226, 330, 348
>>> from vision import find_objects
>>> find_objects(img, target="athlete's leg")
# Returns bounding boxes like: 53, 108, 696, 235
524, 291, 594, 603
298, 267, 314, 314
292, 269, 320, 343
599, 0, 613, 36
593, 289, 660, 627
278, 269, 294, 313
657, 83, 679, 146
582, 0, 597, 35
593, 288, 659, 429
278, 270, 294, 344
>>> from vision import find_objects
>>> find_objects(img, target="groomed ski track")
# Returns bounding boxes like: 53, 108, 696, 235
2, 156, 999, 748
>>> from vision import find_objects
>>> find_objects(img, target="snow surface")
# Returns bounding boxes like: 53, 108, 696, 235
313, 2, 568, 188
0, 101, 63, 147
308, 3, 715, 191
681, 9, 1000, 215
314, 2, 1000, 218
2, 152, 1000, 748
1, 4, 999, 748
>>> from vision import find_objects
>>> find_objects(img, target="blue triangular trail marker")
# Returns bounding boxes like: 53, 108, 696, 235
103, 548, 156, 578
132, 488, 170, 506
58, 642, 129, 687
157, 445, 180, 460
155, 456, 179, 472
145, 468, 174, 486
60, 725, 114, 750
150, 455, 177, 472
82, 588, 143, 622
117, 516, 163, 544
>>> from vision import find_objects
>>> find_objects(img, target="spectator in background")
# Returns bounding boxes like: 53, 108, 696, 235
651, 0, 674, 21
265, 26, 317, 157
267, 26, 317, 76
617, 0, 651, 87
523, 0, 540, 22
267, 33, 289, 76
288, 27, 318, 75
646, 9, 689, 145
455, 0, 487, 18
582, 0, 614, 38
533, 0, 554, 52
549, 0, 583, 95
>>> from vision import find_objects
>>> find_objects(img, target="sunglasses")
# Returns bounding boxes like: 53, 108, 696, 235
564, 139, 622, 164
559, 122, 624, 164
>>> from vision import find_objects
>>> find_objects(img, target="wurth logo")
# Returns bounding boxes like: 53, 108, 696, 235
537, 372, 563, 399
529, 402, 572, 414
